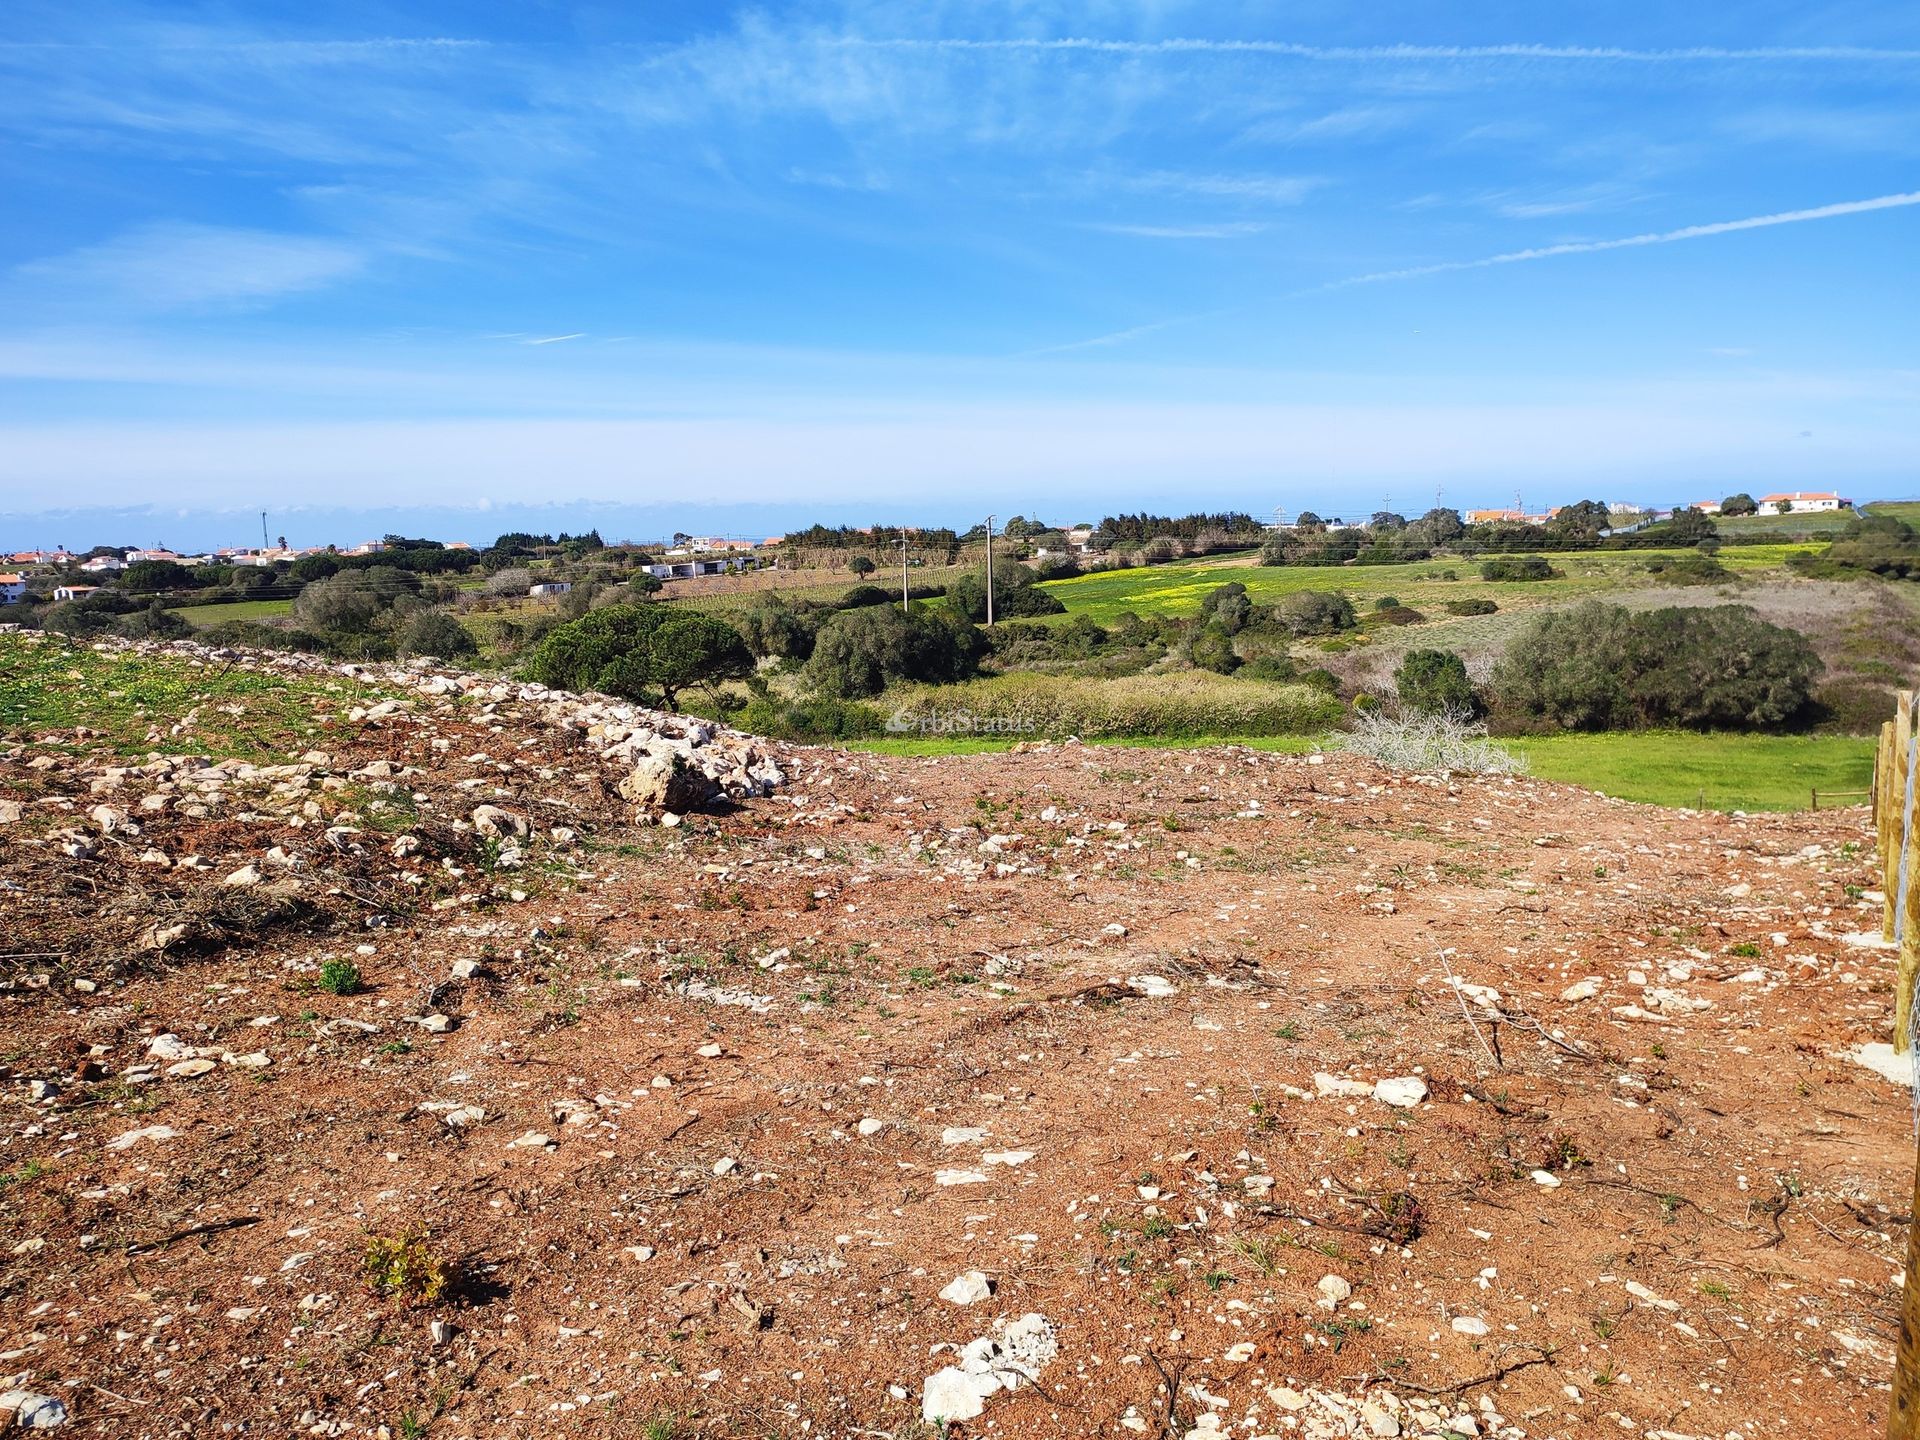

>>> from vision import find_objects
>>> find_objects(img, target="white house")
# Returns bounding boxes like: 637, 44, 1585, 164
528, 581, 573, 597
126, 549, 180, 563
80, 555, 125, 573
0, 573, 24, 604
1759, 491, 1848, 514
643, 556, 751, 580
53, 584, 101, 602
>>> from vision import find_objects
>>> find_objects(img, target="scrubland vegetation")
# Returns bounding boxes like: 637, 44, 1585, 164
9, 504, 1915, 810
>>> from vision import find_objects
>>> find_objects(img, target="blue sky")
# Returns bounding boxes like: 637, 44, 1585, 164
2, 1, 1917, 546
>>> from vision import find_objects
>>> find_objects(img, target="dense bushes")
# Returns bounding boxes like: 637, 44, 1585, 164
735, 599, 831, 661
945, 564, 1066, 622
1790, 515, 1920, 580
723, 694, 886, 741
1395, 649, 1478, 717
804, 607, 985, 698
1480, 554, 1553, 582
292, 566, 424, 636
1643, 552, 1733, 585
1490, 601, 1820, 731
1272, 591, 1357, 635
397, 610, 478, 659
525, 604, 753, 708
1443, 598, 1498, 616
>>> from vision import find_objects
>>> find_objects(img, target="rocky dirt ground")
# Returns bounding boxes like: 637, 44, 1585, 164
0, 636, 1909, 1440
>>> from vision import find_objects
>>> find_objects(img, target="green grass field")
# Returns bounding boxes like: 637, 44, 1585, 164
169, 598, 295, 627
1504, 732, 1875, 812
1712, 509, 1862, 538
1036, 544, 1815, 624
851, 728, 1874, 812
0, 633, 387, 760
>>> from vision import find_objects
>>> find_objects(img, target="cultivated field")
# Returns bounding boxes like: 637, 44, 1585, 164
1035, 545, 1817, 625
169, 598, 295, 627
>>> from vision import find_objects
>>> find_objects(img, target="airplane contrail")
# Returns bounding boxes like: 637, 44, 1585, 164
1313, 191, 1920, 291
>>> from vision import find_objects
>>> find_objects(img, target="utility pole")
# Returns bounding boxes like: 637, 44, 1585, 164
261, 511, 269, 551
984, 515, 995, 628
898, 535, 910, 614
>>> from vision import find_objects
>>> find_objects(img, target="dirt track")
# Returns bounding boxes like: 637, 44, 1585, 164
0, 674, 1906, 1439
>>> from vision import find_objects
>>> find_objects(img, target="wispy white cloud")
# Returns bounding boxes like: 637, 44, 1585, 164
1086, 221, 1267, 239
1018, 317, 1196, 356
1719, 106, 1920, 153
1314, 190, 1920, 290
0, 38, 486, 56
838, 38, 1920, 64
785, 165, 891, 191
1240, 106, 1411, 145
11, 222, 365, 310
1486, 181, 1647, 218
1120, 171, 1322, 203
523, 333, 586, 345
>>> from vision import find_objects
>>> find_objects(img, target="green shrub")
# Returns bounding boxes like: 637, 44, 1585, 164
945, 564, 1066, 621
1443, 598, 1498, 616
1480, 554, 1553, 582
293, 566, 422, 635
1373, 595, 1401, 611
734, 600, 829, 661
1186, 624, 1239, 674
115, 601, 193, 641
1790, 514, 1920, 580
1235, 655, 1298, 683
730, 695, 886, 740
319, 958, 362, 996
363, 1232, 453, 1302
1642, 552, 1732, 586
396, 609, 478, 659
1490, 601, 1820, 731
1395, 649, 1479, 717
1812, 681, 1895, 734
1200, 583, 1252, 633
977, 615, 1162, 680
526, 605, 753, 709
804, 607, 984, 698
1271, 591, 1357, 635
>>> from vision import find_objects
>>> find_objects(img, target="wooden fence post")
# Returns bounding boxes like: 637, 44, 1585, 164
1891, 697, 1920, 1438
1897, 1141, 1920, 1439
1890, 700, 1913, 944
1892, 698, 1918, 1054
1897, 870, 1920, 1440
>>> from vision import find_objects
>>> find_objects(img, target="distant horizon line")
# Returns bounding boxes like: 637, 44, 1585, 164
4, 490, 1907, 554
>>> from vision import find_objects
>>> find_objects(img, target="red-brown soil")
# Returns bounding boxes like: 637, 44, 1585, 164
0, 688, 1905, 1439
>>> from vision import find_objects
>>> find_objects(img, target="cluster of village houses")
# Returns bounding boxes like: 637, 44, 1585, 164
0, 535, 776, 604
0, 493, 1854, 606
